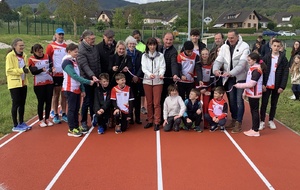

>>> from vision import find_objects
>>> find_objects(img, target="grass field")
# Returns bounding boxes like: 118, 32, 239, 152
0, 34, 299, 137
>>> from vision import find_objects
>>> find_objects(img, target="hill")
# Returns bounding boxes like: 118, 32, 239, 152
7, 0, 136, 10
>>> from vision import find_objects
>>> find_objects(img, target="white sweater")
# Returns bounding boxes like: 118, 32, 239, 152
163, 95, 186, 120
142, 51, 166, 85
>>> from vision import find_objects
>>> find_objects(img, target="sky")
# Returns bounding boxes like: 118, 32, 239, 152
125, 0, 168, 4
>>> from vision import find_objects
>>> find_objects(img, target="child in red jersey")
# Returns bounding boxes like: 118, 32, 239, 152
111, 73, 134, 134
204, 86, 228, 132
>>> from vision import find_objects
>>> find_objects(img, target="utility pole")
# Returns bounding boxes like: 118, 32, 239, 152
188, 0, 191, 40
201, 0, 205, 39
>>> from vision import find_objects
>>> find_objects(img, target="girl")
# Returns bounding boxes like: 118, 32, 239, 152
61, 43, 94, 137
108, 40, 132, 87
6, 38, 31, 132
290, 55, 300, 100
234, 52, 265, 137
29, 44, 54, 127
142, 37, 166, 131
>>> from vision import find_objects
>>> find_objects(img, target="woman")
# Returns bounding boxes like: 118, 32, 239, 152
6, 38, 31, 132
289, 41, 300, 99
125, 36, 144, 124
29, 44, 54, 127
142, 37, 166, 131
108, 40, 132, 87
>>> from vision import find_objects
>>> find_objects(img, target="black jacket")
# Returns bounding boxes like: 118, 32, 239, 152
97, 40, 117, 73
109, 54, 133, 86
159, 45, 179, 77
93, 85, 111, 113
77, 41, 101, 79
128, 49, 144, 78
262, 51, 289, 90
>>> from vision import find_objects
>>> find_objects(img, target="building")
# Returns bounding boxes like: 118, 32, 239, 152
273, 12, 300, 27
97, 10, 114, 23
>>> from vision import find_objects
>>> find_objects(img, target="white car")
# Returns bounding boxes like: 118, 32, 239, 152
279, 31, 296, 36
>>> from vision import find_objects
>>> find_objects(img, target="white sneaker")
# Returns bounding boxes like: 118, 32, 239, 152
269, 120, 276, 129
259, 121, 265, 130
290, 95, 296, 100
39, 121, 47, 127
46, 120, 54, 127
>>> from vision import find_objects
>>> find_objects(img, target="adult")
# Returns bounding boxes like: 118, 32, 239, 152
142, 37, 166, 131
6, 38, 31, 132
132, 29, 146, 53
97, 29, 117, 73
213, 29, 250, 133
181, 29, 206, 55
159, 32, 179, 123
29, 44, 54, 127
252, 35, 266, 51
125, 36, 144, 124
289, 40, 300, 67
46, 28, 67, 124
261, 36, 275, 57
77, 30, 101, 130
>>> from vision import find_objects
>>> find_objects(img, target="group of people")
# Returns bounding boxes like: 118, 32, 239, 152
5, 27, 298, 138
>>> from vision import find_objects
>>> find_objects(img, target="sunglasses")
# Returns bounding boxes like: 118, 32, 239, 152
58, 33, 64, 36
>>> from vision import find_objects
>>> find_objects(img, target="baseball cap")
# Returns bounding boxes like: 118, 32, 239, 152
103, 29, 115, 38
55, 28, 65, 34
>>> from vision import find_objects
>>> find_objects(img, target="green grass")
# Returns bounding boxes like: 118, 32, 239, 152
0, 34, 299, 137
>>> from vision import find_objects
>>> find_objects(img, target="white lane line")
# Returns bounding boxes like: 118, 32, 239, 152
45, 127, 94, 190
224, 130, 275, 190
0, 119, 39, 149
156, 130, 163, 190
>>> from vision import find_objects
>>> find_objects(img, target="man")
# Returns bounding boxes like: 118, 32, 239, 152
46, 28, 67, 124
159, 32, 180, 124
132, 30, 146, 53
213, 32, 224, 47
77, 30, 101, 130
97, 29, 117, 73
261, 36, 275, 57
213, 29, 250, 133
259, 39, 289, 130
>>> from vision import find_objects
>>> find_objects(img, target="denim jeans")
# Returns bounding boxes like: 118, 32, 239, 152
225, 77, 245, 123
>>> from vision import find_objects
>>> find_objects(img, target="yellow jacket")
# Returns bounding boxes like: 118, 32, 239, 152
6, 50, 29, 89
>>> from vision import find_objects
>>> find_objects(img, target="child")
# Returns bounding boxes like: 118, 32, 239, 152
110, 73, 134, 134
93, 73, 111, 134
163, 84, 186, 132
29, 44, 54, 127
235, 53, 264, 137
290, 54, 300, 100
259, 39, 289, 130
61, 43, 94, 137
204, 86, 228, 132
177, 41, 200, 100
182, 88, 203, 132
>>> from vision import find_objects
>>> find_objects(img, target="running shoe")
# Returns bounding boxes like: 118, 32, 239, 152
46, 119, 54, 127
39, 120, 47, 127
53, 115, 61, 124
115, 125, 122, 134
68, 128, 82, 137
269, 120, 276, 130
20, 122, 32, 130
259, 121, 265, 130
12, 124, 27, 132
62, 114, 68, 122
50, 110, 55, 118
141, 107, 147, 114
194, 126, 203, 132
210, 125, 218, 132
243, 129, 260, 137
79, 125, 89, 134
98, 126, 104, 134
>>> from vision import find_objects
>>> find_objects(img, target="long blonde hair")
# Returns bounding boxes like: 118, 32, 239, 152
291, 54, 300, 76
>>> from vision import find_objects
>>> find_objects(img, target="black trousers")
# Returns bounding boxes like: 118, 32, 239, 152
34, 84, 53, 121
9, 86, 27, 127
131, 82, 141, 121
164, 116, 181, 131
64, 91, 81, 130
81, 84, 95, 123
115, 112, 129, 131
178, 82, 194, 100
183, 112, 202, 128
248, 97, 260, 132
260, 88, 280, 122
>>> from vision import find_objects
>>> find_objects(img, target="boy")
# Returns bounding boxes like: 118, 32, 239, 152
204, 86, 228, 132
259, 39, 289, 130
163, 84, 186, 132
177, 41, 200, 100
182, 88, 203, 132
93, 73, 111, 134
110, 73, 134, 134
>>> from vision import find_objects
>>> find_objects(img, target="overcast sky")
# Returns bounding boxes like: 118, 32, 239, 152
125, 0, 167, 4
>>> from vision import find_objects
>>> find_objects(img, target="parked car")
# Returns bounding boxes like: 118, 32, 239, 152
278, 31, 296, 36
262, 30, 281, 36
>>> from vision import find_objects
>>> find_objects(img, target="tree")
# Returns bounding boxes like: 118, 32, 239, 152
112, 8, 126, 29
287, 5, 300, 13
19, 4, 33, 19
128, 8, 144, 29
267, 21, 276, 30
95, 20, 108, 32
37, 2, 51, 20
0, 0, 19, 22
50, 0, 98, 37
292, 16, 300, 29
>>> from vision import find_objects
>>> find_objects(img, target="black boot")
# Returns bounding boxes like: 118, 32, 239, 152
154, 124, 160, 131
144, 123, 153, 129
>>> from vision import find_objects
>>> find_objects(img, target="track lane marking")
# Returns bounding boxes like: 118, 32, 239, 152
45, 127, 94, 190
156, 130, 163, 190
0, 119, 39, 149
224, 130, 275, 190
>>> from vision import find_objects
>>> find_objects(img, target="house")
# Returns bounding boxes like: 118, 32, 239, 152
161, 14, 178, 25
143, 16, 163, 24
257, 14, 271, 28
98, 10, 114, 23
214, 10, 261, 30
273, 12, 300, 27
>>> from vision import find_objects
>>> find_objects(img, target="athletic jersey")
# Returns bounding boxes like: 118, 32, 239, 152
193, 48, 199, 55
245, 64, 263, 97
266, 55, 278, 89
202, 64, 212, 83
62, 59, 81, 94
111, 85, 134, 114
29, 55, 53, 86
46, 41, 67, 77
208, 98, 228, 120
177, 52, 197, 83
